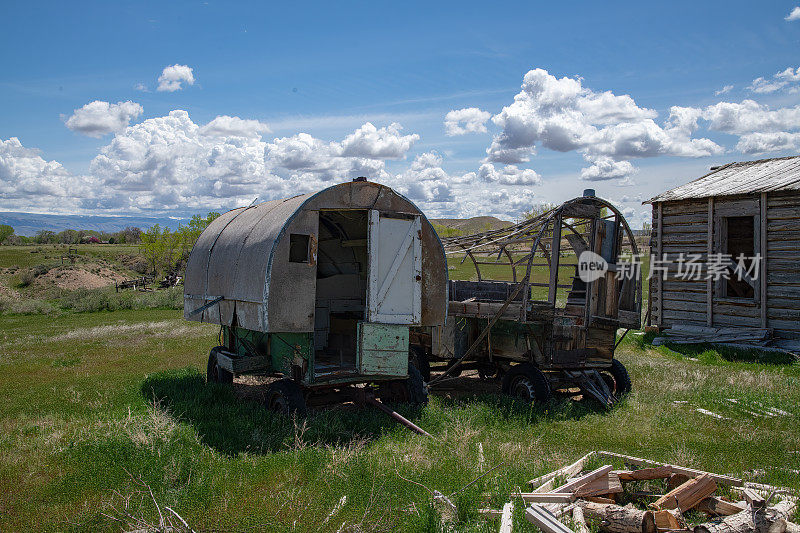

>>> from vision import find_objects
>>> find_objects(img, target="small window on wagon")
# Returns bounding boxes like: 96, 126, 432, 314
289, 234, 311, 263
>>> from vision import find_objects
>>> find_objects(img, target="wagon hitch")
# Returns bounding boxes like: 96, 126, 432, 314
564, 370, 617, 408
354, 389, 433, 438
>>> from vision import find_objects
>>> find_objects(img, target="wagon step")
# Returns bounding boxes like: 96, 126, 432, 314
563, 369, 617, 408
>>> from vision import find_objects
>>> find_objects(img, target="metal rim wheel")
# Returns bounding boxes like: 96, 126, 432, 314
608, 359, 632, 395
501, 363, 551, 403
265, 379, 307, 416
207, 347, 233, 384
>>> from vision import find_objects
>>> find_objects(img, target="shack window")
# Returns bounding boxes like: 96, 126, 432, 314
722, 216, 755, 299
289, 234, 310, 263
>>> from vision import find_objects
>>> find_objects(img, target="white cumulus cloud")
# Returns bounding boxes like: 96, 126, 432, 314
477, 162, 541, 185
64, 100, 143, 138
340, 122, 419, 159
484, 68, 720, 180
786, 6, 800, 21
715, 85, 733, 96
749, 67, 800, 94
157, 64, 195, 92
200, 115, 271, 138
444, 107, 492, 136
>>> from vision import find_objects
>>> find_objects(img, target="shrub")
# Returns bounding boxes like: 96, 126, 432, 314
15, 269, 35, 287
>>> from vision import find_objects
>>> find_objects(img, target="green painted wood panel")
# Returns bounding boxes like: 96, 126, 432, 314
358, 322, 408, 377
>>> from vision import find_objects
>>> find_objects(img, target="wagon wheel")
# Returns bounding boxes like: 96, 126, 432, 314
207, 347, 233, 385
607, 359, 632, 395
377, 363, 428, 405
501, 363, 550, 403
265, 379, 307, 416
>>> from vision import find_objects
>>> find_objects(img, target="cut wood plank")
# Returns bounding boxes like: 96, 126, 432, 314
586, 496, 618, 505
695, 497, 747, 516
742, 488, 766, 509
517, 492, 576, 504
652, 474, 717, 512
528, 452, 597, 491
577, 501, 657, 533
597, 451, 743, 487
616, 466, 673, 482
554, 465, 614, 493
575, 473, 624, 498
500, 502, 514, 533
526, 504, 576, 533
479, 508, 504, 518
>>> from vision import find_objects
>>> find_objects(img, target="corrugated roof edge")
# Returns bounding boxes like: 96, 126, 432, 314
643, 155, 800, 204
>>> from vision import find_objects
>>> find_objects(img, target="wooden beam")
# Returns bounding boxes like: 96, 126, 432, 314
741, 488, 766, 509
597, 451, 743, 487
707, 197, 714, 327
549, 213, 563, 304
695, 497, 747, 516
526, 504, 576, 533
760, 192, 767, 329
500, 502, 514, 533
553, 465, 614, 493
518, 492, 576, 504
528, 452, 596, 491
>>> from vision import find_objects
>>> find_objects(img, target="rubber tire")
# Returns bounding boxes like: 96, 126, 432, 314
608, 359, 632, 395
207, 347, 233, 384
405, 363, 428, 406
265, 379, 307, 416
501, 363, 551, 403
409, 345, 431, 382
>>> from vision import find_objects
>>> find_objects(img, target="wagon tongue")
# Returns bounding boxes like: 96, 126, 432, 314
564, 370, 617, 407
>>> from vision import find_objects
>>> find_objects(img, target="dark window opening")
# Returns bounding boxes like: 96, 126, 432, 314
723, 216, 755, 299
289, 234, 310, 263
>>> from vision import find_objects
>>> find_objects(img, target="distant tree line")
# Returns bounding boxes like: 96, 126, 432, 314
0, 226, 143, 245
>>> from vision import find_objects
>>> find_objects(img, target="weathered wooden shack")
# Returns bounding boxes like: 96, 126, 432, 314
645, 156, 800, 339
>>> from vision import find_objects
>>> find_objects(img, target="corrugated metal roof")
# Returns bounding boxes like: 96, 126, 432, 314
646, 155, 800, 203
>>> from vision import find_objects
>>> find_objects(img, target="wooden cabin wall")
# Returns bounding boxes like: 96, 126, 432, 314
650, 191, 800, 338
766, 191, 800, 337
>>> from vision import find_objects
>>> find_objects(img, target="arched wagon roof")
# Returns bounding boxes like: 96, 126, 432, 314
184, 180, 448, 333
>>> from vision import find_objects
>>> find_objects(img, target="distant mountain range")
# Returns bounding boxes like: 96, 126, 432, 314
0, 212, 187, 236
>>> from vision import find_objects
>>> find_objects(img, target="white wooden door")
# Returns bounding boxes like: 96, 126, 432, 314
366, 210, 422, 324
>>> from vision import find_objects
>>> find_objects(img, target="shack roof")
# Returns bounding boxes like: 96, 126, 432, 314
645, 155, 800, 203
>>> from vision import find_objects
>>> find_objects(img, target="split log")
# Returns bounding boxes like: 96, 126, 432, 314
693, 499, 797, 533
695, 498, 747, 516
785, 522, 799, 533
573, 505, 590, 533
654, 509, 683, 531
575, 473, 624, 498
653, 474, 717, 511
586, 496, 618, 505
616, 467, 674, 482
578, 501, 657, 533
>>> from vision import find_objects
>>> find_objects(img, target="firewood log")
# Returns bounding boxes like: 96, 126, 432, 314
695, 497, 747, 517
577, 500, 657, 533
693, 499, 797, 533
653, 474, 717, 511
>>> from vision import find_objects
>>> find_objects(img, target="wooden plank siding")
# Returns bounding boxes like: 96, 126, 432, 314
651, 191, 800, 338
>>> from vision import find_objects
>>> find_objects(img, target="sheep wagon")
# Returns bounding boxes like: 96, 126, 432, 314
183, 179, 448, 413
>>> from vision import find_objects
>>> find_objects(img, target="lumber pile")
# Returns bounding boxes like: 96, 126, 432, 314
481, 451, 797, 533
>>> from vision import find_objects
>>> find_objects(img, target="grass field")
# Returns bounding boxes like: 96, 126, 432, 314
0, 243, 796, 532
0, 308, 798, 531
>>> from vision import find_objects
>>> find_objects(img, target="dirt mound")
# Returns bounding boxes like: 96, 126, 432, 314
36, 265, 128, 290
0, 279, 20, 299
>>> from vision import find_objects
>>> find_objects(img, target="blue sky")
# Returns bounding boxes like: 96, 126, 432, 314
2, 1, 800, 228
